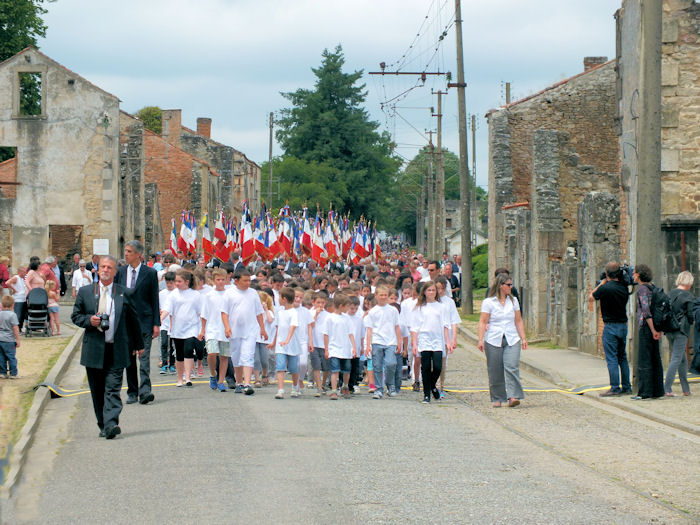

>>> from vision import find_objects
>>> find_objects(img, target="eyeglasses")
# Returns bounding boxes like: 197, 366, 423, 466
504, 283, 513, 287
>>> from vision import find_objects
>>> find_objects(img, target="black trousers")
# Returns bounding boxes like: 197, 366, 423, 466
126, 331, 152, 398
637, 324, 664, 398
86, 343, 124, 431
348, 357, 361, 389
420, 350, 443, 397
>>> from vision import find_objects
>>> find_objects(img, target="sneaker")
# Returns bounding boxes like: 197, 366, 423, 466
290, 388, 299, 398
197, 363, 205, 376
9, 374, 21, 379
353, 385, 360, 394
388, 390, 398, 398
209, 376, 217, 390
314, 388, 322, 398
412, 381, 420, 392
169, 365, 176, 374
159, 366, 167, 375
244, 385, 255, 396
275, 389, 285, 399
422, 396, 430, 404
217, 382, 228, 392
599, 389, 622, 397
341, 387, 351, 399
234, 384, 244, 394
432, 388, 440, 400
439, 390, 445, 400
372, 391, 382, 400
368, 384, 376, 393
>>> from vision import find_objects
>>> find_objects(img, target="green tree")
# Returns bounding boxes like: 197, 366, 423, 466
260, 156, 349, 213
136, 106, 162, 134
275, 45, 400, 222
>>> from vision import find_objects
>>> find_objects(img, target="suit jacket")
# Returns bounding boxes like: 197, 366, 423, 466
59, 266, 67, 296
85, 261, 99, 283
71, 282, 141, 369
114, 263, 160, 333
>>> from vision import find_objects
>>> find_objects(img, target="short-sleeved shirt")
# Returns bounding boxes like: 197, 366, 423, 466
201, 289, 227, 341
592, 280, 629, 323
410, 301, 449, 352
312, 309, 329, 348
158, 288, 173, 332
481, 295, 521, 347
440, 294, 461, 340
165, 288, 202, 340
365, 304, 400, 346
0, 310, 18, 342
275, 307, 300, 356
323, 312, 353, 359
220, 286, 264, 339
295, 306, 313, 350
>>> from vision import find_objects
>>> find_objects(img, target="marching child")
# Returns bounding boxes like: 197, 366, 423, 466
364, 285, 403, 398
346, 295, 364, 393
323, 294, 356, 400
158, 271, 176, 374
221, 269, 267, 395
161, 269, 202, 387
410, 281, 452, 403
270, 287, 300, 399
362, 293, 377, 393
0, 295, 20, 378
293, 288, 314, 396
199, 269, 231, 392
255, 290, 276, 387
310, 291, 330, 396
436, 276, 459, 398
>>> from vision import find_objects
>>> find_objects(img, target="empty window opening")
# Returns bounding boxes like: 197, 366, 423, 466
19, 72, 42, 116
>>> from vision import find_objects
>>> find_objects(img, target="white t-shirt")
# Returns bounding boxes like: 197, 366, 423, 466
295, 306, 313, 352
158, 288, 173, 332
399, 297, 417, 338
165, 288, 202, 339
410, 301, 449, 352
440, 294, 460, 341
481, 296, 521, 347
312, 309, 329, 348
365, 304, 400, 346
275, 307, 300, 356
201, 289, 228, 342
348, 310, 364, 353
258, 305, 276, 344
220, 286, 264, 339
71, 269, 92, 292
323, 312, 353, 359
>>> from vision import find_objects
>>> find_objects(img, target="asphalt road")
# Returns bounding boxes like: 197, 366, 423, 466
4, 331, 698, 524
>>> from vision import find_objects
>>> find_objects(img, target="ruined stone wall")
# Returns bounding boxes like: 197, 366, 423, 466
0, 157, 17, 199
144, 182, 163, 254
119, 114, 145, 254
486, 111, 513, 273
0, 48, 119, 266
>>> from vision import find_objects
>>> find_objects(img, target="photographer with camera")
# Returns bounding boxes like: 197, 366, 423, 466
71, 255, 142, 439
588, 261, 632, 397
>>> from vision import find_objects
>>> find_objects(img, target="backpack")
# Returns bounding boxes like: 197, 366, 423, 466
645, 284, 679, 333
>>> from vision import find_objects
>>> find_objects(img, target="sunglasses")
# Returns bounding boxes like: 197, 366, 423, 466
504, 283, 513, 287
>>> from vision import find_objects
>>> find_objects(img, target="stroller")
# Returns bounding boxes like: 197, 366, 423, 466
25, 287, 50, 337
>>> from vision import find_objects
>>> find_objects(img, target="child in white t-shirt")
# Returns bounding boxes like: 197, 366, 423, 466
310, 291, 331, 396
346, 295, 364, 394
323, 294, 356, 400
293, 288, 314, 396
199, 269, 231, 391
269, 287, 300, 399
364, 285, 403, 398
436, 276, 460, 397
158, 272, 176, 375
255, 290, 276, 387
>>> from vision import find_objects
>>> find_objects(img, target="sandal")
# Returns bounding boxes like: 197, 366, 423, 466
261, 376, 269, 386
254, 380, 262, 388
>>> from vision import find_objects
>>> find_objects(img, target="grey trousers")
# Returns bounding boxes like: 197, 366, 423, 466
665, 331, 690, 394
484, 338, 524, 402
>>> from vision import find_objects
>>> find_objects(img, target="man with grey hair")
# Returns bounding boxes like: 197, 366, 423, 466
115, 240, 160, 405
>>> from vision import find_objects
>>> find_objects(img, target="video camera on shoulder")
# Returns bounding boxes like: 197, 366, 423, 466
596, 264, 635, 287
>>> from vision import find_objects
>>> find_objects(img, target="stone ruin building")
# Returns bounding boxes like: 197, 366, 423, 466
487, 0, 699, 356
0, 47, 260, 268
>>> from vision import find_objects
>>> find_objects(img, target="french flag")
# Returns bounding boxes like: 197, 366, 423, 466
202, 213, 213, 262
169, 218, 178, 254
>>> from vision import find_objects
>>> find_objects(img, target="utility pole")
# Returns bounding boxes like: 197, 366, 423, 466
449, 0, 473, 315
426, 131, 435, 258
471, 114, 477, 246
433, 90, 446, 258
268, 112, 274, 204
416, 187, 424, 250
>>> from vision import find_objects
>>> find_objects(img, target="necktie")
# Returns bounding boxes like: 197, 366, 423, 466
98, 285, 109, 314
131, 268, 137, 288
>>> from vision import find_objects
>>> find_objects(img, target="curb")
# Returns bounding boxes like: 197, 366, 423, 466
1, 327, 84, 499
457, 323, 699, 436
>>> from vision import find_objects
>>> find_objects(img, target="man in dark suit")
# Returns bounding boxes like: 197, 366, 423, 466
85, 254, 100, 283
115, 240, 160, 405
71, 255, 142, 439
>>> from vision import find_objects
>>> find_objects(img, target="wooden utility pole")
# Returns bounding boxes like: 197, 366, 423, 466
416, 182, 425, 250
268, 112, 274, 203
450, 0, 473, 314
426, 131, 435, 258
471, 114, 477, 246
433, 90, 446, 258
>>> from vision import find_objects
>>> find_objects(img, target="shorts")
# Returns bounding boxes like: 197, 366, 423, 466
48, 306, 59, 313
275, 353, 299, 374
330, 357, 352, 374
365, 358, 373, 372
229, 335, 256, 367
172, 337, 196, 362
309, 347, 330, 372
206, 339, 231, 357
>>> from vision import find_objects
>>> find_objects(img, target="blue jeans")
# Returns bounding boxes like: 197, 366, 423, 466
0, 341, 18, 376
601, 322, 630, 393
371, 344, 399, 392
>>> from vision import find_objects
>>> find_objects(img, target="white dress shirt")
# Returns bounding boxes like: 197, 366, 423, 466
99, 282, 116, 343
126, 263, 141, 288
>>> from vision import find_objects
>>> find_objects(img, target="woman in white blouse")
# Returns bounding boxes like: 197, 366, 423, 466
477, 272, 527, 407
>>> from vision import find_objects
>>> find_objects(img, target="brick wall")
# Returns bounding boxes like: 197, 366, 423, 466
0, 157, 17, 199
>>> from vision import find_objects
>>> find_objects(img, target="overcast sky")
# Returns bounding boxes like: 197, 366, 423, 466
39, 0, 618, 190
